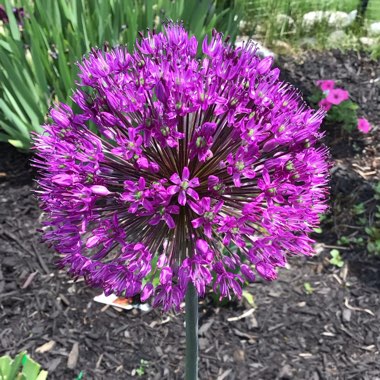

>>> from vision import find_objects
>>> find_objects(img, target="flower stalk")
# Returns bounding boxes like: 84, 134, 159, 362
185, 282, 199, 380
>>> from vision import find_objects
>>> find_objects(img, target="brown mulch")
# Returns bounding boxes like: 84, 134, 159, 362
1, 49, 380, 380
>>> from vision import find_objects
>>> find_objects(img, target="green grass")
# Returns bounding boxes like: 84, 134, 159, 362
241, 0, 380, 53
244, 0, 380, 19
367, 1, 380, 20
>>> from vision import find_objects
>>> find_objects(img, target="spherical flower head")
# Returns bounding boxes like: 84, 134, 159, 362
316, 80, 335, 92
325, 88, 349, 105
33, 23, 329, 312
357, 118, 371, 133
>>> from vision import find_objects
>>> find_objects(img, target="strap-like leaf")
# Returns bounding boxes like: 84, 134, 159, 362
7, 352, 25, 380
22, 355, 42, 380
0, 356, 12, 380
4, 0, 21, 41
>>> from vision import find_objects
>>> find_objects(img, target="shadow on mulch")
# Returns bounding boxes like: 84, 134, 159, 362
0, 144, 34, 187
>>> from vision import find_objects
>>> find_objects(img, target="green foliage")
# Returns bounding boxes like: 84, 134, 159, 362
373, 182, 380, 200
242, 289, 255, 307
337, 234, 364, 246
329, 249, 344, 267
135, 359, 149, 377
324, 99, 359, 132
303, 282, 314, 294
0, 0, 243, 150
0, 352, 48, 380
244, 0, 363, 18
352, 202, 366, 215
242, 0, 345, 46
335, 183, 380, 256
241, 0, 380, 56
365, 183, 380, 255
365, 225, 380, 254
370, 36, 380, 60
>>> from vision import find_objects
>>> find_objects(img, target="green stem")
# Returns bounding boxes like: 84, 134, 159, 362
185, 282, 198, 380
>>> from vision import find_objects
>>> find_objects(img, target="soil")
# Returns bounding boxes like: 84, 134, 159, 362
1, 49, 380, 380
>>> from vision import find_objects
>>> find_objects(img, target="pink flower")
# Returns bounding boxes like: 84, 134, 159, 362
318, 98, 332, 111
316, 80, 335, 91
357, 118, 371, 133
326, 89, 349, 105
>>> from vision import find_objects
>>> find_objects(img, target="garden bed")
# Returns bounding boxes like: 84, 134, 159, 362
1, 49, 379, 380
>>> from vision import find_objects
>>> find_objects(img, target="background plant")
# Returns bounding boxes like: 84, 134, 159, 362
240, 0, 380, 55
332, 182, 380, 256
365, 182, 380, 254
0, 0, 243, 149
308, 80, 370, 133
0, 352, 47, 380
329, 249, 345, 267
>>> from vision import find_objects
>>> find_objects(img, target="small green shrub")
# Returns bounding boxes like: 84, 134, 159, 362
329, 249, 344, 267
366, 183, 380, 255
308, 79, 372, 133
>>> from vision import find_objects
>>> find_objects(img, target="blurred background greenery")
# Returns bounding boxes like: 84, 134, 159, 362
242, 0, 380, 52
0, 0, 243, 149
0, 0, 378, 150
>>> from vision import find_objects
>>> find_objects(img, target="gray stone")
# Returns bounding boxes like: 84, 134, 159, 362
360, 37, 376, 47
342, 308, 352, 322
368, 22, 380, 37
303, 10, 356, 30
328, 30, 347, 47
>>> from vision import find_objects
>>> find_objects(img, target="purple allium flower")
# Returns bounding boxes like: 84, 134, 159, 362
168, 167, 200, 206
33, 23, 329, 311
